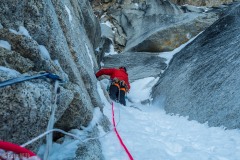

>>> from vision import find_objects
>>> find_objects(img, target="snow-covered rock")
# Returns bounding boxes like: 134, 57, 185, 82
118, 1, 218, 52
152, 3, 240, 129
0, 0, 108, 157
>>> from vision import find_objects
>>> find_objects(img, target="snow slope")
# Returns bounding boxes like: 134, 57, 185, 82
97, 78, 240, 160
36, 34, 240, 160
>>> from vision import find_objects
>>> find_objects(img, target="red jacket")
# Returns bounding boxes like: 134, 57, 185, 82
96, 68, 130, 90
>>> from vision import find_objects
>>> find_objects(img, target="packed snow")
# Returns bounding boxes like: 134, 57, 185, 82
85, 43, 94, 69
97, 78, 240, 160
101, 21, 113, 28
0, 40, 11, 50
105, 44, 118, 56
64, 5, 73, 27
18, 26, 31, 38
9, 26, 31, 38
38, 108, 103, 160
0, 66, 20, 76
38, 45, 51, 60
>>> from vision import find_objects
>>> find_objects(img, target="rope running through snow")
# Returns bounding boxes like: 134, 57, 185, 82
112, 102, 134, 160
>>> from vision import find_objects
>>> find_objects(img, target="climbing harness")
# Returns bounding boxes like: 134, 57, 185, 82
111, 102, 134, 160
110, 78, 128, 105
0, 72, 63, 88
111, 78, 128, 93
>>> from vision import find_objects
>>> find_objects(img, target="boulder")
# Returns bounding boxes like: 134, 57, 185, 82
102, 52, 167, 81
73, 126, 104, 160
124, 13, 218, 52
107, 0, 218, 52
180, 4, 207, 13
152, 3, 240, 129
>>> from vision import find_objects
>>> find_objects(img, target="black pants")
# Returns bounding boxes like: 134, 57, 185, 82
109, 84, 126, 106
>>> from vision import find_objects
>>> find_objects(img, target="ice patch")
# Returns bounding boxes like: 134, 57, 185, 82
105, 44, 118, 56
65, 5, 73, 28
82, 107, 103, 131
128, 77, 159, 103
9, 29, 20, 35
38, 45, 51, 60
85, 43, 94, 69
19, 26, 31, 38
9, 26, 31, 38
0, 40, 11, 50
0, 66, 20, 76
95, 47, 100, 52
186, 33, 192, 39
38, 138, 80, 160
101, 21, 112, 28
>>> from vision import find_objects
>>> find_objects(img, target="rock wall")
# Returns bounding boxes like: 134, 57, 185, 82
152, 3, 240, 129
117, 0, 219, 52
170, 0, 235, 7
0, 0, 108, 157
91, 0, 219, 53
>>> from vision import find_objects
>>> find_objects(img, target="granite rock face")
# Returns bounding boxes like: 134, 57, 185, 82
0, 0, 108, 157
0, 68, 73, 151
118, 0, 219, 52
152, 3, 240, 129
91, 0, 219, 53
122, 12, 218, 52
170, 0, 235, 7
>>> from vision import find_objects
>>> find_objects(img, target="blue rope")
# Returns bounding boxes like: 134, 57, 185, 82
0, 72, 62, 88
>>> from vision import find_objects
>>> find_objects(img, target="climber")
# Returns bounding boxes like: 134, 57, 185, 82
95, 66, 130, 106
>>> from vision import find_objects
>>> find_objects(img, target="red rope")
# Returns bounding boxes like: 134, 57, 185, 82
111, 102, 134, 160
0, 141, 36, 158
